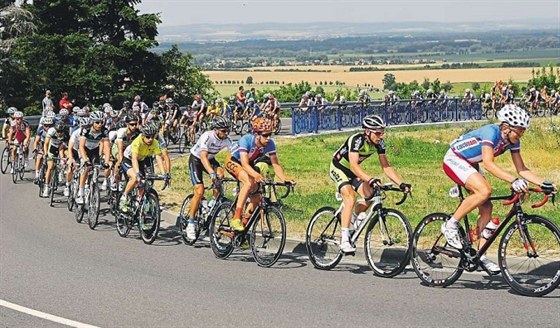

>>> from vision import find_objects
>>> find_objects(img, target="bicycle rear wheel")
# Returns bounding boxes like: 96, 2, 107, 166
209, 201, 235, 259
139, 191, 161, 244
305, 207, 343, 270
411, 213, 464, 287
75, 203, 85, 223
49, 167, 58, 207
38, 165, 46, 197
0, 146, 9, 174
178, 194, 202, 245
178, 132, 188, 154
87, 183, 100, 229
274, 118, 282, 135
499, 215, 560, 297
364, 209, 412, 278
250, 206, 286, 267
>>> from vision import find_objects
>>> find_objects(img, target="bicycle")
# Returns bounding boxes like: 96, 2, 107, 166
114, 174, 169, 244
177, 122, 196, 154
11, 142, 27, 184
410, 185, 560, 297
1, 142, 12, 174
74, 163, 103, 229
209, 181, 294, 267
177, 177, 237, 245
306, 184, 412, 277
67, 163, 79, 212
47, 156, 64, 207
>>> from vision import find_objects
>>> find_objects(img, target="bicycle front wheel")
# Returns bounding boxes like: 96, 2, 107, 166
0, 146, 9, 174
139, 191, 161, 244
178, 194, 202, 245
49, 169, 58, 207
250, 206, 286, 267
209, 201, 235, 259
499, 215, 560, 297
305, 207, 343, 270
87, 183, 100, 229
411, 213, 464, 287
364, 209, 412, 278
11, 154, 19, 183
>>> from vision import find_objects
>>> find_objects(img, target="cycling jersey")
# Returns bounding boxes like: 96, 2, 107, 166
112, 127, 140, 157
192, 99, 207, 112
190, 130, 233, 160
10, 120, 30, 143
124, 135, 162, 161
449, 124, 520, 164
230, 134, 276, 164
70, 128, 82, 152
56, 116, 73, 127
332, 133, 386, 169
45, 127, 70, 148
207, 104, 224, 116
80, 127, 108, 150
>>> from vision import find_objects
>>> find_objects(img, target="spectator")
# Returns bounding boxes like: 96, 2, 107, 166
59, 92, 72, 112
42, 90, 54, 116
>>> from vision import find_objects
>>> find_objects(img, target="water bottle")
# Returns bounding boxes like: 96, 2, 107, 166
208, 197, 216, 209
481, 218, 500, 239
354, 212, 367, 229
201, 199, 209, 216
232, 187, 239, 197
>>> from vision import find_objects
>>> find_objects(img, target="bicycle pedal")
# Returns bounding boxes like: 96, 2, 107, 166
342, 251, 356, 256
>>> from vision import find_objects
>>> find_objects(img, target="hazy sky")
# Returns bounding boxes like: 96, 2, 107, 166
137, 0, 560, 26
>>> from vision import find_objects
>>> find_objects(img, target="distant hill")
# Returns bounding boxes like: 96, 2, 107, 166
157, 19, 559, 42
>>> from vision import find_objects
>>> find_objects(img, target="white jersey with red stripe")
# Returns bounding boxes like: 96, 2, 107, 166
449, 124, 520, 164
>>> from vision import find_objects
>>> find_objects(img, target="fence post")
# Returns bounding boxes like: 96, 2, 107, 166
337, 105, 342, 131
291, 107, 297, 135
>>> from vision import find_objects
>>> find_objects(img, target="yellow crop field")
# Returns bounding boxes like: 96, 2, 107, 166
205, 66, 551, 88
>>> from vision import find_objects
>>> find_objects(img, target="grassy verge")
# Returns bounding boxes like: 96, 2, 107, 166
161, 117, 560, 239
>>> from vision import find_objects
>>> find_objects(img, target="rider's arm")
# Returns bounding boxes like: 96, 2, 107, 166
154, 154, 166, 174
1, 122, 7, 139
348, 152, 374, 183
378, 154, 404, 186
200, 150, 216, 176
79, 137, 88, 162
481, 145, 516, 183
24, 126, 31, 145
269, 154, 293, 183
239, 151, 262, 180
160, 149, 171, 173
102, 138, 111, 165
510, 151, 546, 186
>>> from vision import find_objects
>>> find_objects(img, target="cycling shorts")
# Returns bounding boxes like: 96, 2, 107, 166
46, 144, 61, 160
329, 161, 362, 192
188, 154, 220, 185
80, 147, 100, 165
442, 149, 482, 186
121, 157, 149, 175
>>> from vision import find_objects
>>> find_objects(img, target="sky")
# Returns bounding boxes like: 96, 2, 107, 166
137, 0, 560, 26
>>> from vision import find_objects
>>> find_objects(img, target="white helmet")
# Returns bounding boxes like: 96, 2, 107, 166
45, 111, 56, 119
104, 106, 113, 114
14, 111, 23, 118
427, 89, 434, 94
497, 104, 530, 128
465, 89, 471, 93
42, 117, 54, 125
529, 87, 536, 92
359, 89, 367, 96
59, 108, 69, 116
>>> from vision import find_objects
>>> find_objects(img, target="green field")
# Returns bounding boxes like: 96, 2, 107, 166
160, 117, 560, 240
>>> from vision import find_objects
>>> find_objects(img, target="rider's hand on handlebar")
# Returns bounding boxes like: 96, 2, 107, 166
283, 178, 297, 186
511, 178, 529, 193
540, 180, 556, 195
368, 178, 381, 188
254, 173, 265, 183
399, 182, 412, 193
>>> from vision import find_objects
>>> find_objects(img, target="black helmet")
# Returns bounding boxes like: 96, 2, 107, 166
152, 101, 159, 109
141, 122, 159, 136
125, 114, 139, 123
54, 121, 66, 132
362, 115, 386, 130
123, 100, 131, 108
212, 116, 231, 130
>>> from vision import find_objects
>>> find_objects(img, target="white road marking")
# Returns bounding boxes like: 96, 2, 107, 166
0, 299, 100, 328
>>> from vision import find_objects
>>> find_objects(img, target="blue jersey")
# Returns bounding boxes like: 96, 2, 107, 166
231, 134, 276, 163
449, 124, 520, 164
55, 116, 73, 126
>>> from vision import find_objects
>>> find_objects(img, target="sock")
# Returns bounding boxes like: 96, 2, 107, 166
233, 207, 243, 220
188, 217, 195, 224
446, 217, 459, 228
78, 187, 84, 196
341, 228, 350, 243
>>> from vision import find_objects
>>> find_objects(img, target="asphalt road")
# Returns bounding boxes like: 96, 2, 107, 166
1, 154, 559, 328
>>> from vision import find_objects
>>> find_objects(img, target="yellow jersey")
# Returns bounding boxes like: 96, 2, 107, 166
124, 135, 162, 161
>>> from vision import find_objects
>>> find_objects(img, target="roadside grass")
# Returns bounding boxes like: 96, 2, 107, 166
160, 117, 560, 240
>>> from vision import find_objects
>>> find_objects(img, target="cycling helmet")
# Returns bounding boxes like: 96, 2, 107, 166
427, 89, 434, 94
13, 111, 23, 118
152, 101, 159, 109
252, 117, 273, 133
125, 114, 140, 123
59, 108, 69, 116
123, 100, 131, 108
110, 110, 119, 118
440, 90, 445, 95
79, 117, 91, 127
316, 94, 322, 98
89, 111, 104, 122
7, 107, 17, 115
140, 122, 159, 136
165, 98, 174, 105
216, 97, 223, 104
45, 111, 56, 119
42, 117, 54, 125
362, 115, 386, 130
496, 104, 530, 128
263, 93, 270, 101
388, 91, 395, 95
102, 102, 111, 109
54, 121, 66, 132
339, 96, 346, 103
465, 89, 471, 93
529, 87, 536, 92
212, 116, 231, 130
228, 95, 235, 103
77, 108, 88, 117
104, 106, 113, 114
72, 106, 80, 113
134, 95, 141, 102
359, 90, 367, 96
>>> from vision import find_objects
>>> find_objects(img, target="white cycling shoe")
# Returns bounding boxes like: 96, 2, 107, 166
340, 241, 356, 253
186, 222, 197, 240
480, 256, 501, 275
441, 221, 463, 249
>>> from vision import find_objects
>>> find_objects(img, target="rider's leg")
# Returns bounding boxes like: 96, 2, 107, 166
231, 170, 256, 231
45, 159, 54, 184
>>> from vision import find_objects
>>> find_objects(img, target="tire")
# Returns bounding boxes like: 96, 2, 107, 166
67, 177, 76, 212
75, 203, 85, 223
178, 194, 202, 245
241, 122, 250, 136
0, 146, 9, 174
49, 167, 58, 207
18, 155, 25, 180
178, 132, 188, 154
305, 207, 343, 270
87, 183, 100, 230
115, 198, 131, 238
11, 153, 19, 184
498, 215, 560, 297
233, 119, 243, 135
410, 213, 464, 287
209, 201, 235, 259
364, 209, 412, 278
38, 165, 46, 197
139, 191, 161, 244
274, 118, 282, 135
250, 206, 286, 267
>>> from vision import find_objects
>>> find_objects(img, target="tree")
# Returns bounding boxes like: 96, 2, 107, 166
421, 78, 431, 91
471, 82, 481, 92
443, 81, 453, 92
382, 73, 396, 90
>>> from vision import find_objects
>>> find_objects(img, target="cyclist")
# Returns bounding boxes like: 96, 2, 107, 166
264, 94, 281, 131
207, 98, 224, 118
441, 104, 556, 274
119, 122, 171, 213
329, 115, 411, 253
67, 117, 91, 193
43, 121, 70, 197
33, 117, 54, 183
236, 85, 246, 113
358, 89, 372, 104
315, 94, 329, 111
7, 111, 31, 174
183, 117, 233, 240
192, 94, 208, 126
2, 107, 17, 142
426, 89, 437, 104
163, 98, 180, 140
76, 111, 111, 204
111, 114, 140, 191
224, 117, 296, 232
56, 109, 73, 134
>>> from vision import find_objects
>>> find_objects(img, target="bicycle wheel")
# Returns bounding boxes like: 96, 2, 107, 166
67, 177, 76, 211
11, 153, 19, 184
209, 201, 235, 259
498, 215, 560, 297
87, 183, 100, 229
241, 122, 250, 136
38, 165, 46, 197
115, 195, 132, 238
305, 207, 343, 270
250, 206, 286, 267
178, 194, 202, 245
178, 132, 188, 154
0, 146, 9, 174
18, 154, 25, 180
49, 167, 58, 207
75, 203, 85, 223
411, 213, 464, 287
139, 191, 161, 244
364, 209, 412, 278
274, 118, 282, 135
